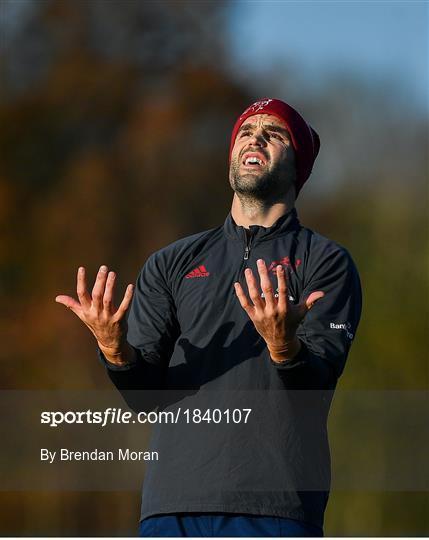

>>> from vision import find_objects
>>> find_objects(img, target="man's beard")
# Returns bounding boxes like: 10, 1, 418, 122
229, 160, 294, 203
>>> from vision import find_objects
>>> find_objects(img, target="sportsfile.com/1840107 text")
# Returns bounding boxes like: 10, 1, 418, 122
40, 408, 253, 427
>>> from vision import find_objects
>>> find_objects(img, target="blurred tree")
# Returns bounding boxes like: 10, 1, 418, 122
0, 0, 246, 389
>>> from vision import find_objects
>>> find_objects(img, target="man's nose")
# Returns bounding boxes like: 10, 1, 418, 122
248, 129, 267, 146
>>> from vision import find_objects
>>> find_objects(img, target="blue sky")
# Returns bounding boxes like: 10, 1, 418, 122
226, 1, 428, 112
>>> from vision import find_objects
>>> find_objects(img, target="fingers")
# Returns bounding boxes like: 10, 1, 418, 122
257, 259, 275, 310
76, 267, 91, 308
276, 265, 288, 312
55, 295, 82, 315
114, 284, 134, 320
296, 290, 325, 320
63, 264, 130, 319
102, 271, 116, 314
244, 268, 265, 310
91, 265, 109, 311
305, 291, 325, 311
234, 281, 255, 317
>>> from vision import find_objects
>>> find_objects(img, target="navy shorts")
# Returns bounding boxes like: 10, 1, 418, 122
139, 513, 323, 537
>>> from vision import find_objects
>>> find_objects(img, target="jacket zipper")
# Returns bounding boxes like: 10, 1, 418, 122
234, 229, 256, 287
243, 230, 254, 260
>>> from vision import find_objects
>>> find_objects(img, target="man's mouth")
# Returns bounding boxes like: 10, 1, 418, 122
241, 152, 267, 168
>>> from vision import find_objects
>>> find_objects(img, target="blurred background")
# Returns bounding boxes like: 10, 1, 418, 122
0, 0, 427, 535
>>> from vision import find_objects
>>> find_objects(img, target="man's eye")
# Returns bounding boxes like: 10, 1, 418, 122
240, 130, 251, 137
271, 133, 283, 140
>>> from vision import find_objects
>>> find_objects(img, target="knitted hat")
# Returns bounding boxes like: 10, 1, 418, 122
229, 98, 320, 195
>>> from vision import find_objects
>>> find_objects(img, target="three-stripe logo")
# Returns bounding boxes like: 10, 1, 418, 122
185, 265, 210, 279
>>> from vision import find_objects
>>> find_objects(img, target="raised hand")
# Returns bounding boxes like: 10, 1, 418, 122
55, 265, 135, 365
234, 259, 324, 363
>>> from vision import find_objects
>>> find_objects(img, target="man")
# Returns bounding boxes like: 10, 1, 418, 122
56, 98, 362, 537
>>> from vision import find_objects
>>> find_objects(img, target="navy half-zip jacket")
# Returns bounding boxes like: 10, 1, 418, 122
99, 208, 362, 528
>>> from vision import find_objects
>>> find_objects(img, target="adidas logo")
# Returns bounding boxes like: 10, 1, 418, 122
185, 265, 210, 279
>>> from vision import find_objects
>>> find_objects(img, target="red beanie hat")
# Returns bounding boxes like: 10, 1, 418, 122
229, 98, 320, 195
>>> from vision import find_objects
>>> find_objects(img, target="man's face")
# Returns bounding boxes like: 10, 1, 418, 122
229, 114, 296, 200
